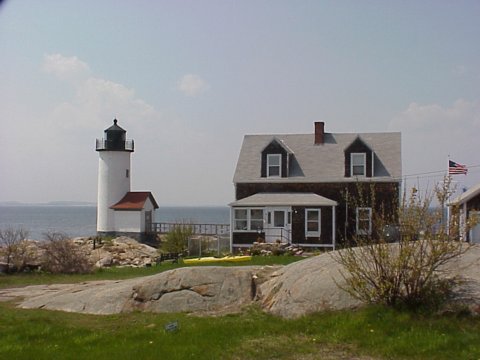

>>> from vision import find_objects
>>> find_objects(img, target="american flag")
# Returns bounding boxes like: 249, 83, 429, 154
449, 160, 468, 175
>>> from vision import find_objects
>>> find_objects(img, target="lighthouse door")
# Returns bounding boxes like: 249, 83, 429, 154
145, 211, 152, 232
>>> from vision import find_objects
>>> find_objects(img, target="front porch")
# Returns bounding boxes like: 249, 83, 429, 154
229, 193, 337, 250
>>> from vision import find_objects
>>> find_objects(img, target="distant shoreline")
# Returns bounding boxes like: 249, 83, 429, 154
0, 202, 96, 207
0, 203, 229, 208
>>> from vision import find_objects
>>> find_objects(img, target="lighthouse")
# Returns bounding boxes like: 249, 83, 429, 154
96, 119, 158, 240
96, 119, 133, 234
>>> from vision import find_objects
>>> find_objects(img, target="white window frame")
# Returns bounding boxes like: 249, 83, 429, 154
305, 209, 321, 237
233, 208, 264, 232
267, 154, 282, 177
356, 207, 372, 235
233, 209, 248, 231
250, 208, 264, 231
351, 153, 366, 177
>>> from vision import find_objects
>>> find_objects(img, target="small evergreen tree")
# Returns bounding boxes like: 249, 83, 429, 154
161, 224, 193, 254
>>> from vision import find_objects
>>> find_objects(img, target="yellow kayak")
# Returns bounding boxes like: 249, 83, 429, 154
183, 255, 252, 264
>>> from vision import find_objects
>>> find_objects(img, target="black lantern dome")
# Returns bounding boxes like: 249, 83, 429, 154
96, 119, 134, 152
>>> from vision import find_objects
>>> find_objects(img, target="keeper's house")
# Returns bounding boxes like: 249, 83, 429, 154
229, 122, 402, 251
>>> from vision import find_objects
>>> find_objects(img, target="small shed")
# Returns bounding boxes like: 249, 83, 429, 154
110, 192, 159, 236
449, 184, 480, 243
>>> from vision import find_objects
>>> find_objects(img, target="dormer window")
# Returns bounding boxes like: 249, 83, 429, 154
267, 154, 281, 177
344, 137, 374, 178
351, 153, 366, 176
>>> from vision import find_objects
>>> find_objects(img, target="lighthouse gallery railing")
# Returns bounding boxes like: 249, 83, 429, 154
95, 139, 134, 151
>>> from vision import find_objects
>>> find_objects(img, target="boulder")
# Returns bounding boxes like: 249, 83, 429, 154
126, 266, 269, 315
95, 254, 113, 268
257, 252, 361, 318
3, 266, 279, 316
256, 243, 480, 318
2, 245, 480, 318
82, 236, 158, 268
14, 280, 140, 315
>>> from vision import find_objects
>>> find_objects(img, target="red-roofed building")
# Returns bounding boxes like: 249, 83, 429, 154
109, 192, 159, 235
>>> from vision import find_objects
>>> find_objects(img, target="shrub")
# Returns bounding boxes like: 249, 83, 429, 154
0, 227, 34, 273
334, 176, 473, 309
41, 232, 93, 274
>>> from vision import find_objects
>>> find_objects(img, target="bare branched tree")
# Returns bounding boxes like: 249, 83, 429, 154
41, 232, 93, 274
0, 227, 32, 273
334, 176, 474, 309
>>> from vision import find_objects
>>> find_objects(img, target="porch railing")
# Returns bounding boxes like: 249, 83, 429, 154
262, 227, 292, 244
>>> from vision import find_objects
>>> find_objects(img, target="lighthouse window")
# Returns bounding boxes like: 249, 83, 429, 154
126, 169, 129, 178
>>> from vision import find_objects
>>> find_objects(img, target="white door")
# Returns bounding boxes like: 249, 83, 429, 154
264, 207, 291, 243
469, 211, 480, 244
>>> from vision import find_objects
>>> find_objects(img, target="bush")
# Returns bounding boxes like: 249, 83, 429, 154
41, 232, 93, 274
334, 176, 473, 309
161, 224, 193, 254
0, 227, 34, 273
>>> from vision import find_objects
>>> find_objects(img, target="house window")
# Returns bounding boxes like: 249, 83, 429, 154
267, 154, 281, 177
305, 209, 321, 237
356, 207, 372, 235
234, 209, 248, 230
126, 169, 130, 178
351, 153, 366, 176
234, 208, 264, 231
250, 209, 264, 230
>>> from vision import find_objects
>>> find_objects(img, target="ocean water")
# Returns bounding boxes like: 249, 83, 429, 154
0, 205, 230, 241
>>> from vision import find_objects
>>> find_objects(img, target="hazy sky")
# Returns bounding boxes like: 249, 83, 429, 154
1, 1, 479, 205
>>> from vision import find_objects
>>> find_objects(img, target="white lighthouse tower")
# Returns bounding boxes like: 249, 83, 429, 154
96, 119, 158, 241
96, 119, 134, 235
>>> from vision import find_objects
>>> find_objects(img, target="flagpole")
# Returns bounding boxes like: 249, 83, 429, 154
447, 154, 450, 177
446, 155, 451, 230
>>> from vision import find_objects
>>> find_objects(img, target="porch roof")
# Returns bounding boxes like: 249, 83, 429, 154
229, 192, 337, 207
449, 182, 480, 206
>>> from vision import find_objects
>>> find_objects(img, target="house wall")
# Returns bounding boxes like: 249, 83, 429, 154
114, 211, 142, 232
291, 206, 333, 245
232, 231, 265, 245
235, 181, 400, 243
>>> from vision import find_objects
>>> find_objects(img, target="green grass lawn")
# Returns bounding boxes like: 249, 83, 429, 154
1, 256, 480, 359
0, 303, 479, 360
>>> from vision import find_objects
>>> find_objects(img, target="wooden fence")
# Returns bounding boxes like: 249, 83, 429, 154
150, 222, 230, 236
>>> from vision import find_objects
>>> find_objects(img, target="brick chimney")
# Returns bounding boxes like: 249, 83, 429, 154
314, 121, 325, 145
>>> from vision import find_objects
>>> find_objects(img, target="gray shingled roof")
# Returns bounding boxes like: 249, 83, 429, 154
229, 193, 338, 207
233, 132, 401, 183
